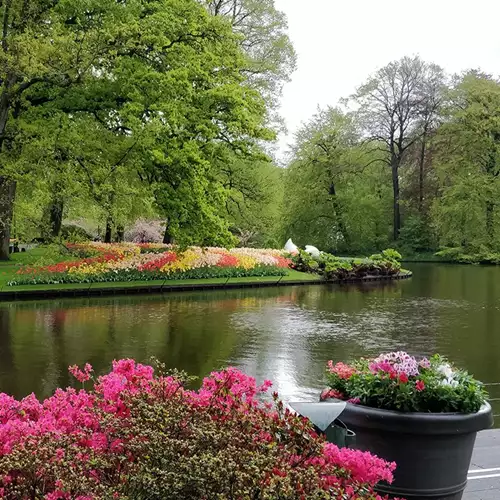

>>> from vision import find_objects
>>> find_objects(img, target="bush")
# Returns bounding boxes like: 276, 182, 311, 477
435, 247, 500, 265
324, 352, 488, 413
61, 224, 93, 243
0, 360, 396, 499
398, 215, 435, 253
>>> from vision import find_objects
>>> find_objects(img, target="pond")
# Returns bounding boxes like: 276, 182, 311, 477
0, 263, 499, 418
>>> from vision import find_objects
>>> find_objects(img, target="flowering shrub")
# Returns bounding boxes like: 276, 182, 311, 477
290, 249, 404, 281
124, 219, 165, 244
323, 352, 488, 413
0, 360, 397, 499
8, 243, 291, 286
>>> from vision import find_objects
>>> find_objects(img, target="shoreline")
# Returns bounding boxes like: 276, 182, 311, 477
0, 271, 412, 302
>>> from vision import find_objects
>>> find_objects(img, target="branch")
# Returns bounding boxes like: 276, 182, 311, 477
1, 0, 10, 52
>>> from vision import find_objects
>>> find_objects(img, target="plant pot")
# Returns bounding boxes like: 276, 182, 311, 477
332, 401, 493, 500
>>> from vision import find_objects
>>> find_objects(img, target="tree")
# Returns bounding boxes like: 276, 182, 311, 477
283, 108, 391, 253
432, 73, 500, 250
206, 0, 296, 113
352, 56, 445, 240
0, 0, 278, 255
0, 0, 144, 258
219, 153, 284, 247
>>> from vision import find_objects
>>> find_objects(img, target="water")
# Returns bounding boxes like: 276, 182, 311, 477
1, 263, 499, 417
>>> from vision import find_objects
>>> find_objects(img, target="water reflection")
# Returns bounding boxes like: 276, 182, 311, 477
0, 264, 500, 420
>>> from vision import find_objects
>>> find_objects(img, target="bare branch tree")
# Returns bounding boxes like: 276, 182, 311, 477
352, 56, 446, 239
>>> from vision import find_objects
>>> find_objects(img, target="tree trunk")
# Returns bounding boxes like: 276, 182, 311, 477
49, 198, 64, 238
486, 201, 494, 241
418, 130, 427, 214
0, 177, 16, 260
116, 225, 124, 242
163, 222, 172, 244
391, 158, 401, 241
104, 218, 113, 243
329, 183, 349, 246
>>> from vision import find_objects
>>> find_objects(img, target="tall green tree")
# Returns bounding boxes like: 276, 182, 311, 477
0, 0, 145, 258
0, 0, 278, 255
283, 108, 391, 253
433, 74, 500, 250
206, 0, 296, 113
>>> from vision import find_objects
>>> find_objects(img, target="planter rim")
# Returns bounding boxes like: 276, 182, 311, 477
338, 401, 493, 435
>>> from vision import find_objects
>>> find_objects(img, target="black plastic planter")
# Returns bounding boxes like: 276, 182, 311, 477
337, 402, 493, 500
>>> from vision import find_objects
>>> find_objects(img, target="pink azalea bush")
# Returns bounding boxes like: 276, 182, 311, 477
323, 352, 487, 413
0, 360, 397, 499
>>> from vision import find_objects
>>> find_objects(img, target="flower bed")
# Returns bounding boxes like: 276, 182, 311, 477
8, 243, 291, 286
0, 360, 397, 499
322, 352, 487, 413
290, 249, 405, 281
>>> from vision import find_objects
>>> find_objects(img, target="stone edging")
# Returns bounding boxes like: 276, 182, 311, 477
0, 272, 412, 302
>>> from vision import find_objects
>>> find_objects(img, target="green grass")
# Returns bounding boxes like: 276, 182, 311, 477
0, 246, 71, 289
0, 271, 320, 295
0, 248, 320, 295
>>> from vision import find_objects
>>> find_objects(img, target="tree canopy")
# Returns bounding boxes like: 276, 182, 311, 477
282, 59, 500, 259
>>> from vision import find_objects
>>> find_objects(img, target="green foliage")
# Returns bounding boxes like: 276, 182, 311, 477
290, 248, 403, 282
1, 0, 290, 255
398, 215, 435, 253
435, 247, 500, 265
282, 108, 391, 253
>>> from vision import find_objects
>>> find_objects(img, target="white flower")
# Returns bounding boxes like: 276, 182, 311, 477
440, 378, 459, 388
437, 363, 454, 379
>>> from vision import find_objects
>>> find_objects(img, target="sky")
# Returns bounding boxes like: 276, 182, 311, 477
274, 0, 500, 158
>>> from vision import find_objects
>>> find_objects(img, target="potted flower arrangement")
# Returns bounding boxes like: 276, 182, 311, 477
321, 352, 493, 500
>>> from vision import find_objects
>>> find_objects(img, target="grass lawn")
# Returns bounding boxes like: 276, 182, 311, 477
0, 248, 320, 294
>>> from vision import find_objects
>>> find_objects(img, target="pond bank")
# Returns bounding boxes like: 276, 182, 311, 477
0, 271, 411, 301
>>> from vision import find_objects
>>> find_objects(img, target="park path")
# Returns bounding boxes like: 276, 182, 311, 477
465, 429, 500, 499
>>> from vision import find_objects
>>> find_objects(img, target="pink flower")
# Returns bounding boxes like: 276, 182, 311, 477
320, 389, 344, 401
419, 358, 431, 369
347, 397, 361, 405
415, 380, 425, 392
0, 359, 396, 498
327, 361, 357, 379
68, 363, 93, 383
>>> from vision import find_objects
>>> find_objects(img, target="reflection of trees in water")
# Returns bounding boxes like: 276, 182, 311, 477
0, 306, 14, 395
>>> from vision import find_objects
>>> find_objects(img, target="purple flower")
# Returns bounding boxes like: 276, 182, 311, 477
419, 358, 431, 369
347, 397, 361, 405
373, 351, 419, 377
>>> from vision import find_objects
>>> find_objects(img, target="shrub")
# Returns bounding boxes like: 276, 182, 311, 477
61, 224, 94, 243
324, 352, 488, 413
0, 361, 396, 499
435, 247, 500, 265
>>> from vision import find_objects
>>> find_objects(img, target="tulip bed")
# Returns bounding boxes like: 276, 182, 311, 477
7, 243, 293, 286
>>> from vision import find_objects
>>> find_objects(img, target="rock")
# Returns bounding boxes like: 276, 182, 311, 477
284, 238, 299, 253
305, 245, 320, 258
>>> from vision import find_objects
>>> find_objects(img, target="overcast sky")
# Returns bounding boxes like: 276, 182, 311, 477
274, 0, 500, 157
